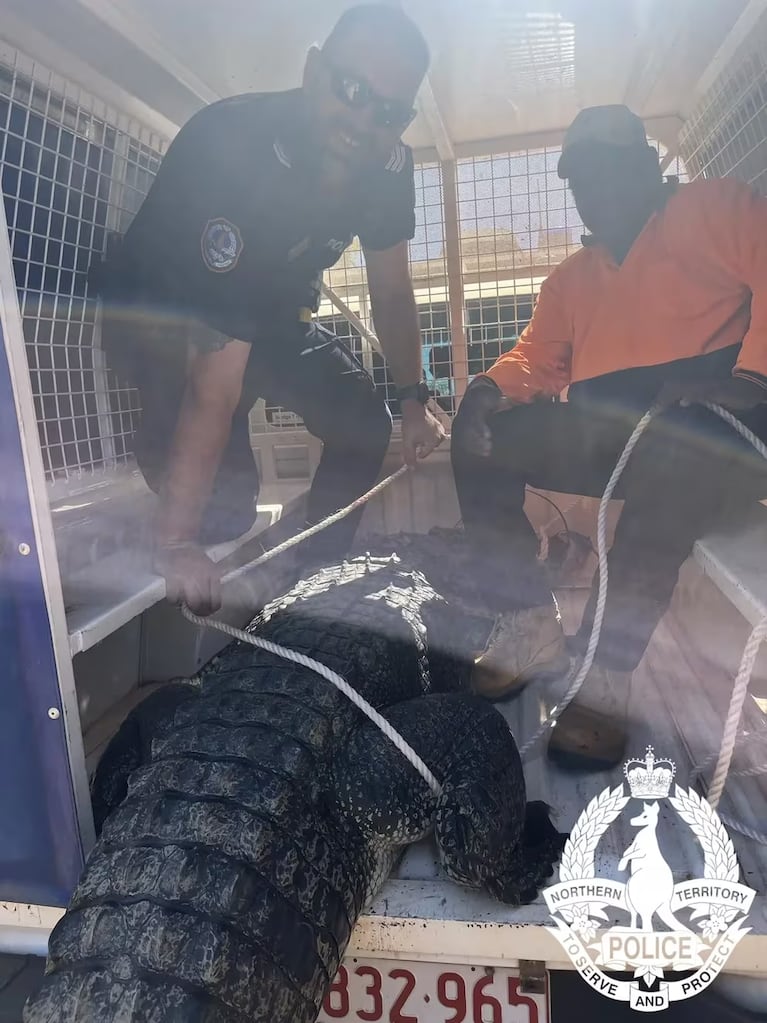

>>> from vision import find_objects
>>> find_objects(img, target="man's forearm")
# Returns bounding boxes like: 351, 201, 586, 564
370, 286, 422, 388
367, 258, 445, 464
155, 389, 235, 546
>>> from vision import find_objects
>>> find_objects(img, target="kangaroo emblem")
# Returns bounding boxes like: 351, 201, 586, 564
619, 802, 688, 932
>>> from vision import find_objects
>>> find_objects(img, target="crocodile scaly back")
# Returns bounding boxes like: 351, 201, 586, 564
24, 533, 565, 1023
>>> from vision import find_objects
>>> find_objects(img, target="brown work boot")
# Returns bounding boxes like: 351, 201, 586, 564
545, 664, 632, 772
471, 604, 569, 701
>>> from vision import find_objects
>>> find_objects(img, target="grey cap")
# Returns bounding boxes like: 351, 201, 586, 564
557, 105, 648, 179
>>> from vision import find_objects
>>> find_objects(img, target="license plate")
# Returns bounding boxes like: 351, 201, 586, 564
317, 956, 549, 1023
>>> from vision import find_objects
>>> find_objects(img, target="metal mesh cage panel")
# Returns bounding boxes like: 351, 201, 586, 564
679, 13, 767, 194
256, 159, 449, 431
456, 146, 582, 382
0, 43, 167, 483
1, 36, 712, 478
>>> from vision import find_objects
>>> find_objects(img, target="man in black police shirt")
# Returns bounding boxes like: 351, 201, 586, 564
96, 5, 445, 616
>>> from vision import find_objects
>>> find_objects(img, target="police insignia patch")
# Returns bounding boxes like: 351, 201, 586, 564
201, 218, 244, 272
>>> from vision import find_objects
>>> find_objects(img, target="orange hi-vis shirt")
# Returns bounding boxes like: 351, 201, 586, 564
483, 178, 767, 402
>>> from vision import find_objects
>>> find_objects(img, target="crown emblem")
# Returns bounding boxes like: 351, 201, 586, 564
623, 746, 676, 800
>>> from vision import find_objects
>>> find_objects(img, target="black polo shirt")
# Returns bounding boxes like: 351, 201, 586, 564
98, 90, 417, 346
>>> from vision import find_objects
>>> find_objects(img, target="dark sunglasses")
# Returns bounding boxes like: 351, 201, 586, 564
325, 59, 416, 133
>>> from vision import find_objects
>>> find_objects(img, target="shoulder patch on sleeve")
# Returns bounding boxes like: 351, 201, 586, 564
385, 143, 409, 174
201, 218, 244, 273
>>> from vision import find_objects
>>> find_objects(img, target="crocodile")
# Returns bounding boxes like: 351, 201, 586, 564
24, 529, 566, 1023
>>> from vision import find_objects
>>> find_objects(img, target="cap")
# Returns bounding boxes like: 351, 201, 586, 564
557, 105, 648, 179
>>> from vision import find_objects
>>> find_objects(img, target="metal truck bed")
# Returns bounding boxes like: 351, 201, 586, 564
66, 466, 767, 983
360, 597, 767, 977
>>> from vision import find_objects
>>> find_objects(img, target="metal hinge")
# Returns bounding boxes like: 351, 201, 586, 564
519, 959, 547, 994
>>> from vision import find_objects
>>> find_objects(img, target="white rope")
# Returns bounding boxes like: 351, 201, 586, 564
180, 403, 767, 841
182, 463, 443, 796
706, 617, 767, 811
220, 464, 411, 585
519, 407, 657, 759
691, 720, 767, 784
181, 605, 442, 795
520, 400, 767, 846
689, 405, 767, 843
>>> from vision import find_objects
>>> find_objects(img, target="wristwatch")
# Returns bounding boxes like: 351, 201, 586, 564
396, 381, 430, 405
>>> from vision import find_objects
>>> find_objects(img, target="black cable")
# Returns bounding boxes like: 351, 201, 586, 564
526, 488, 570, 537
455, 491, 570, 538
454, 490, 575, 561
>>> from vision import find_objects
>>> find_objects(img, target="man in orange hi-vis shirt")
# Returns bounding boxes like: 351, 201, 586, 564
451, 105, 767, 773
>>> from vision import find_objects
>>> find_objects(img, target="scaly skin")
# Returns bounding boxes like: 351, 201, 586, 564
24, 532, 565, 1023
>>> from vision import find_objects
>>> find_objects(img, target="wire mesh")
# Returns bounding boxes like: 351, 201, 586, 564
454, 136, 688, 385
0, 43, 167, 482
1, 34, 720, 482
500, 10, 576, 95
679, 12, 767, 194
456, 146, 582, 380
250, 312, 366, 435
255, 159, 449, 431
407, 161, 451, 412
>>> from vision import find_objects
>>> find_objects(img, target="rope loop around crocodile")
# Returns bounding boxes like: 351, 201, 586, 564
181, 603, 443, 795
181, 403, 767, 843
517, 401, 767, 844
183, 463, 444, 796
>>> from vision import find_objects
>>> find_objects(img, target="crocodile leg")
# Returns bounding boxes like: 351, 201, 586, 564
89, 681, 199, 834
333, 693, 566, 905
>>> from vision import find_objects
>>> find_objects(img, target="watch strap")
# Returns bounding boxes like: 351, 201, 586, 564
396, 381, 430, 405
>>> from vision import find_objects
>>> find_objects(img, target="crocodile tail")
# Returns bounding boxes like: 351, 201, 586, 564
24, 784, 323, 1020
426, 695, 566, 904
24, 691, 361, 1023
